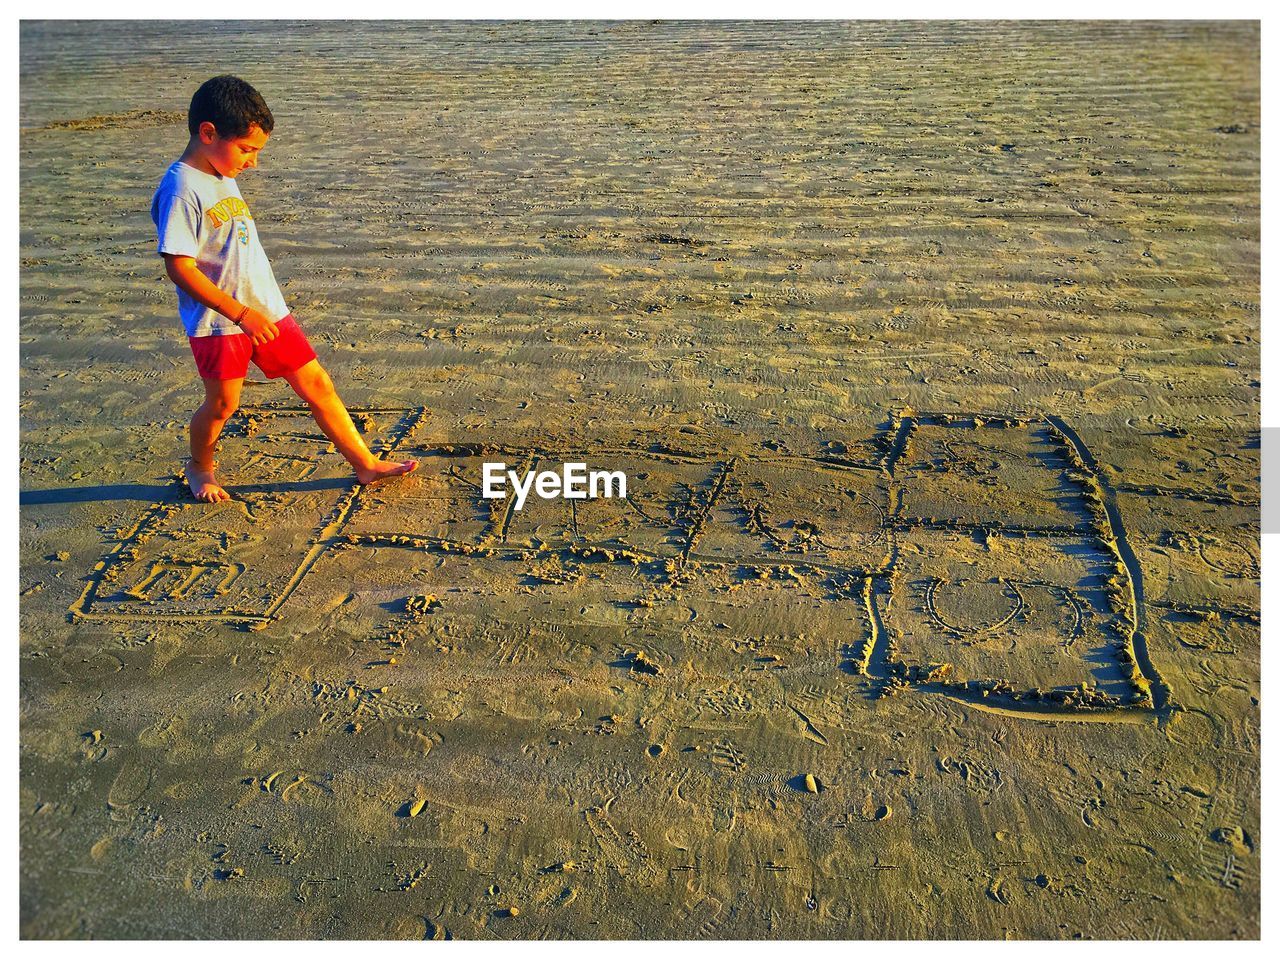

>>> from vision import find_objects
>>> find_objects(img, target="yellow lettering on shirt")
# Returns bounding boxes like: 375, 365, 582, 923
206, 198, 252, 229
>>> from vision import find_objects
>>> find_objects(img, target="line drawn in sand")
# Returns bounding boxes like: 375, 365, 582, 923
70, 405, 1179, 719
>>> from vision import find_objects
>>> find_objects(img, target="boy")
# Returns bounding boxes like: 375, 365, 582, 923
151, 74, 417, 503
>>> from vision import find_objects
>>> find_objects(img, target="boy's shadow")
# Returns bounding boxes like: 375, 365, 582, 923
19, 477, 351, 507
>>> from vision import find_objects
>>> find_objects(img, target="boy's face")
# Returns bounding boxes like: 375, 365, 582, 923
197, 121, 269, 179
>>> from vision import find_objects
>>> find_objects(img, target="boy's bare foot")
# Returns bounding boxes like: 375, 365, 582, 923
355, 458, 418, 486
184, 459, 232, 503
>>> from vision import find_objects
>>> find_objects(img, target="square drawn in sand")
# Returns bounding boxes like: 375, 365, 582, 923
893, 417, 1090, 531
698, 459, 888, 572
71, 406, 418, 627
500, 452, 890, 577
344, 453, 499, 546
503, 453, 722, 558
885, 527, 1133, 701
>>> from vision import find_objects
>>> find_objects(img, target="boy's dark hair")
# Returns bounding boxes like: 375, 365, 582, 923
188, 75, 274, 139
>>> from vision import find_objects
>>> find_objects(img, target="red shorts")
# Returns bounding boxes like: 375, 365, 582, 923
188, 314, 317, 381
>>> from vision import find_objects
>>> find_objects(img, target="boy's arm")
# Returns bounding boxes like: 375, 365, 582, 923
162, 254, 280, 345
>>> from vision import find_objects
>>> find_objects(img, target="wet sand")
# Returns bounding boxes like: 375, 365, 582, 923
19, 21, 1259, 938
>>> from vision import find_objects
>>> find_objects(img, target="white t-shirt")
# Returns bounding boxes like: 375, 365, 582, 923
150, 160, 290, 338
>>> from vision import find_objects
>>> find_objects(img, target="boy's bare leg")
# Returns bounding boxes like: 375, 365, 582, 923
284, 360, 417, 485
187, 375, 243, 502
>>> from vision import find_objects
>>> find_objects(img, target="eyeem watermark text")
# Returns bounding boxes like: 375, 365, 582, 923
482, 462, 627, 511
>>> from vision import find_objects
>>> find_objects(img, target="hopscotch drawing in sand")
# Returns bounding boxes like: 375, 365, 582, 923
71, 406, 1177, 721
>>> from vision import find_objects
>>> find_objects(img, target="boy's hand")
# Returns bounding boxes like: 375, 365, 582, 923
162, 256, 282, 344
237, 308, 280, 345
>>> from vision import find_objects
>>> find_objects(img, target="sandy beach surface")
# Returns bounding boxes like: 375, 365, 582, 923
19, 21, 1258, 938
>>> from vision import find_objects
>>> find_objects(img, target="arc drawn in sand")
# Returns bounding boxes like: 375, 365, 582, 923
69, 404, 1176, 719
